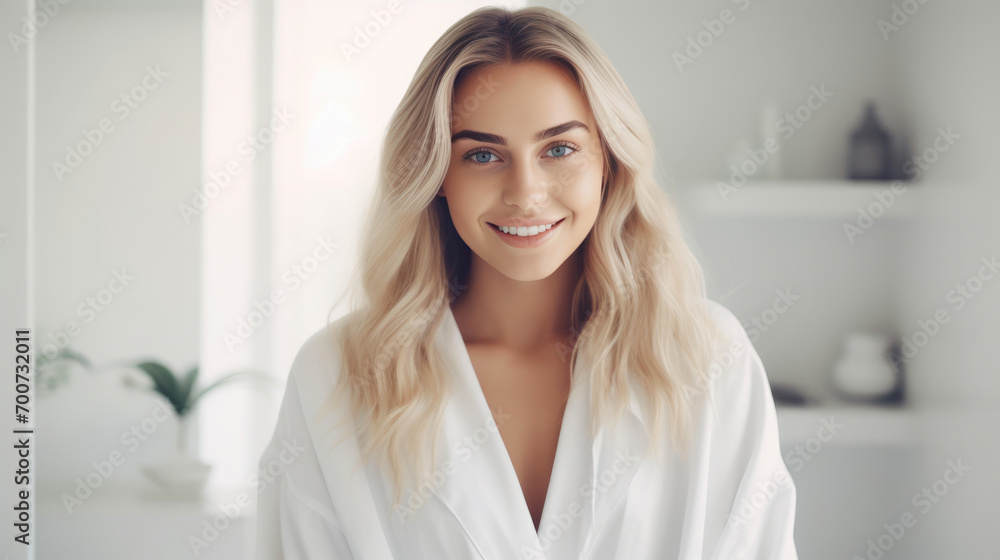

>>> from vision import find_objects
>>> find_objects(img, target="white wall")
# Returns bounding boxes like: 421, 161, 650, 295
32, 2, 205, 556
33, 4, 202, 376
891, 1, 1000, 556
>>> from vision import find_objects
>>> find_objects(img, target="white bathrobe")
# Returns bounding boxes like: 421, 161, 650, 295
254, 299, 798, 559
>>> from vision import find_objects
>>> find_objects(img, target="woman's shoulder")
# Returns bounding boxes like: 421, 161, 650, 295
287, 311, 357, 396
699, 297, 771, 411
257, 314, 361, 546
703, 297, 745, 341
266, 310, 360, 472
278, 311, 365, 443
692, 300, 797, 558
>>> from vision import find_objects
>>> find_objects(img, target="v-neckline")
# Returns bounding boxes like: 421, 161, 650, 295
442, 303, 583, 537
431, 303, 651, 560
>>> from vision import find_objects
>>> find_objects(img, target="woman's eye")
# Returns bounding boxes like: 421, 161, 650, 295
546, 144, 577, 158
464, 144, 577, 166
467, 150, 500, 165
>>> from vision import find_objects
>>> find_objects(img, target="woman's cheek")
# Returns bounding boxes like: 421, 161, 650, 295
556, 166, 602, 201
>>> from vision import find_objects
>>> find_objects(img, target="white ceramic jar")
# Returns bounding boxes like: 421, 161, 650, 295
831, 332, 898, 400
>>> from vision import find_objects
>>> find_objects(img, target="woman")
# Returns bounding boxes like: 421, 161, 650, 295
255, 6, 798, 559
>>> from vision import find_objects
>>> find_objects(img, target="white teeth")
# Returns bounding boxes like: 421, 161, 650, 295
498, 222, 556, 236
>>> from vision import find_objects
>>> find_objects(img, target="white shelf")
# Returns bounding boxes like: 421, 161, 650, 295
683, 180, 918, 219
776, 405, 920, 448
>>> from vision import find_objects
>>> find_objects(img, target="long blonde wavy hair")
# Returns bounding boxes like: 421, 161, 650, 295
318, 5, 725, 512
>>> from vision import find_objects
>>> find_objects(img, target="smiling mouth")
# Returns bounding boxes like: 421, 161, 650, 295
487, 217, 565, 236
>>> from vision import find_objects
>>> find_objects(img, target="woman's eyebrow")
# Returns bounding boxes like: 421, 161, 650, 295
450, 120, 590, 145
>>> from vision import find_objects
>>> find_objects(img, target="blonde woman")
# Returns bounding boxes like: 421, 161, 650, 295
256, 6, 797, 559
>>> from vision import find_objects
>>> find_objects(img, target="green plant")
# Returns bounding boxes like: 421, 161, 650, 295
127, 360, 273, 417
37, 347, 93, 393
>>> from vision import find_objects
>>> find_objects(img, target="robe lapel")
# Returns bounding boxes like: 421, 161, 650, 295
534, 339, 651, 560
431, 305, 650, 560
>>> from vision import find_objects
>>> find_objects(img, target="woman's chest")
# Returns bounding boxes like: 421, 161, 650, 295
465, 343, 573, 529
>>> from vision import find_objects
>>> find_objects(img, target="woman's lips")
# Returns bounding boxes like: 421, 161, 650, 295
489, 217, 565, 248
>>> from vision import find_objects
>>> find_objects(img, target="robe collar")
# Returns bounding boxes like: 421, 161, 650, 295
429, 303, 651, 560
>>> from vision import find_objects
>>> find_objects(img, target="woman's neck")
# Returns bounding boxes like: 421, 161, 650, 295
450, 249, 581, 353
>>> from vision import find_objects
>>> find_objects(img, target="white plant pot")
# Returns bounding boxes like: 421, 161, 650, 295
140, 454, 212, 496
140, 411, 212, 496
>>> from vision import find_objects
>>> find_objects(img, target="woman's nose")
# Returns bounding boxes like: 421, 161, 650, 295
502, 159, 550, 210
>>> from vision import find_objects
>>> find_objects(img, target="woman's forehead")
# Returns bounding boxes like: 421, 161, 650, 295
450, 61, 595, 138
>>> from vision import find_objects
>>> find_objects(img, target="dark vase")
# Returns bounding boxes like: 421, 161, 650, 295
848, 101, 892, 180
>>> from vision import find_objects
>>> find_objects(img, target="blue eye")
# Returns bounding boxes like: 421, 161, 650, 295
466, 150, 500, 166
546, 144, 577, 158
463, 142, 578, 166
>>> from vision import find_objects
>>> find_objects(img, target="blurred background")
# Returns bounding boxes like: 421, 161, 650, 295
1, 0, 997, 558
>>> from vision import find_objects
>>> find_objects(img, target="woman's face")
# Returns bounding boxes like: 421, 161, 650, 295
439, 60, 605, 282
